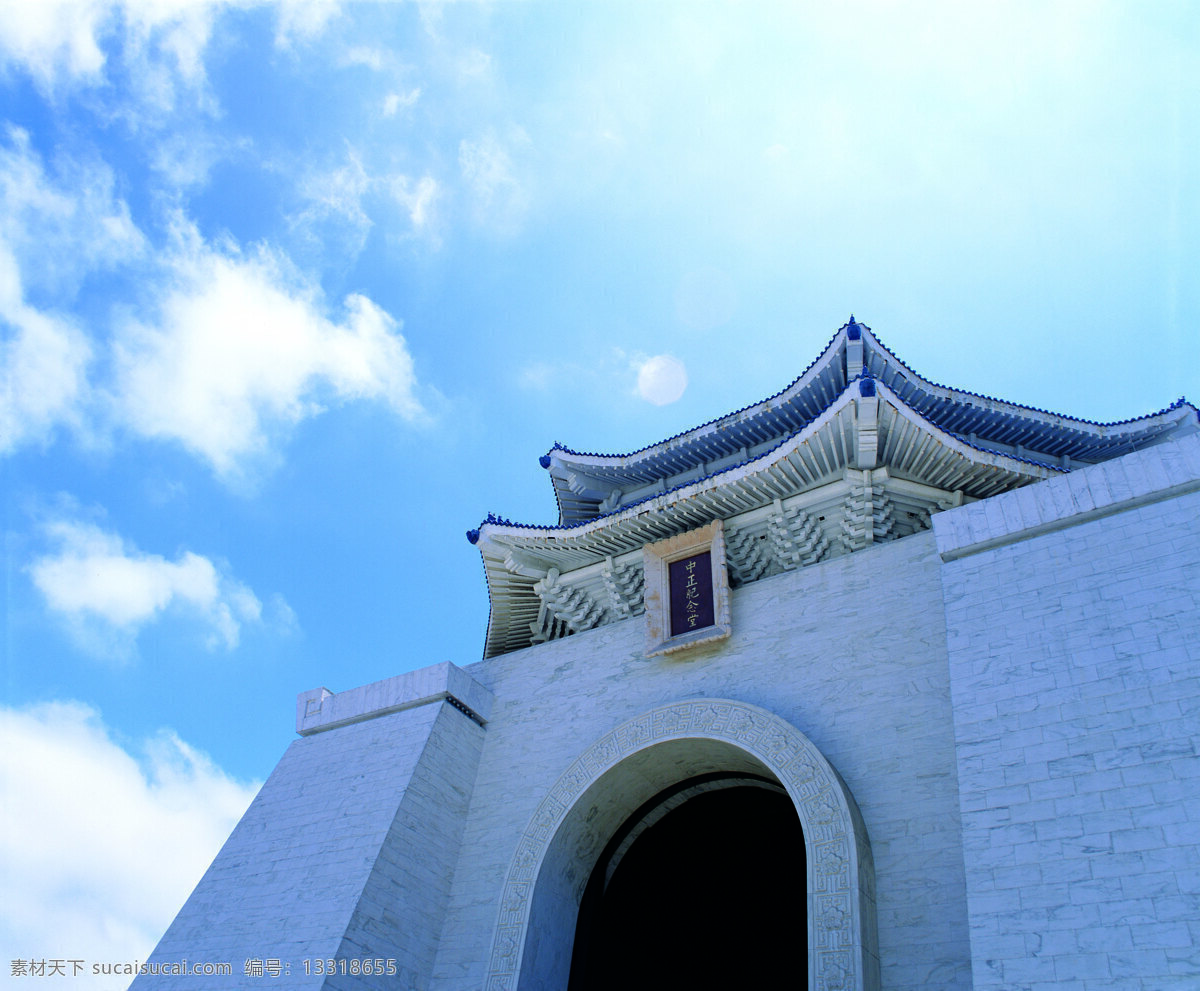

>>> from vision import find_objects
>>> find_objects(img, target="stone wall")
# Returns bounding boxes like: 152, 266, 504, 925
434, 525, 973, 991
138, 435, 1200, 991
136, 699, 486, 991
935, 438, 1200, 991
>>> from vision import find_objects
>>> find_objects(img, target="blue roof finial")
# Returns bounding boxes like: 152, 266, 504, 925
858, 366, 876, 397
539, 454, 552, 469
466, 529, 480, 544
846, 314, 862, 341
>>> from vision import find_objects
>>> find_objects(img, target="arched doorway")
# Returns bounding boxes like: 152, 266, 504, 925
487, 699, 879, 991
567, 775, 806, 990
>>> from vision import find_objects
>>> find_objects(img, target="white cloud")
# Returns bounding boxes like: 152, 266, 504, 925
0, 266, 92, 454
391, 173, 439, 231
0, 131, 425, 472
635, 354, 688, 406
274, 0, 340, 50
0, 126, 144, 300
517, 351, 619, 395
30, 518, 264, 656
0, 0, 111, 90
0, 129, 140, 453
518, 348, 690, 409
344, 45, 384, 71
291, 150, 374, 257
0, 0, 224, 115
290, 149, 440, 261
113, 222, 423, 479
459, 128, 531, 235
0, 702, 259, 986
456, 47, 492, 80
382, 87, 421, 117
148, 128, 240, 191
123, 1, 214, 87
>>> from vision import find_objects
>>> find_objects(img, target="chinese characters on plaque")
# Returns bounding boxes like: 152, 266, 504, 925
643, 519, 730, 656
668, 551, 714, 636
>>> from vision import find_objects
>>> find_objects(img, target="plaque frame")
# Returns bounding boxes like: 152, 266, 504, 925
642, 519, 732, 656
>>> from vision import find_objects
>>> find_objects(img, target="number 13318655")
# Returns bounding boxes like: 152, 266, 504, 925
304, 958, 397, 976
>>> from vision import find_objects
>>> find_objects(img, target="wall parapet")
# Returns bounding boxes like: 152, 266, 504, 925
296, 660, 493, 735
932, 434, 1200, 562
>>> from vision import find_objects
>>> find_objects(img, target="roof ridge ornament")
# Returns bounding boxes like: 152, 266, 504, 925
468, 319, 1198, 656
468, 512, 517, 542
858, 368, 876, 398
483, 320, 1198, 535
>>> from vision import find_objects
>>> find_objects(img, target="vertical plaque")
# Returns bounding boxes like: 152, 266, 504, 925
643, 520, 731, 657
668, 551, 714, 635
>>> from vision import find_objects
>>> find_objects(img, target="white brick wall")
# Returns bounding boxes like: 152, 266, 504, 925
137, 695, 486, 990
140, 436, 1200, 991
433, 529, 974, 991
936, 438, 1200, 991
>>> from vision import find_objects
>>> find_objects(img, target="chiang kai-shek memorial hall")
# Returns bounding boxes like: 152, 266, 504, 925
138, 319, 1200, 991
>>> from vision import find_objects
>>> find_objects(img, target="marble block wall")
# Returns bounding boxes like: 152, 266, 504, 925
135, 685, 488, 991
434, 526, 973, 991
935, 437, 1200, 991
137, 436, 1199, 991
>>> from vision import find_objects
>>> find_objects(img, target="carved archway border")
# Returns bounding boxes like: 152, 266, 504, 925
485, 698, 879, 991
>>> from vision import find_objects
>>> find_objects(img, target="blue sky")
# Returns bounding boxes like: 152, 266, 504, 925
1, 0, 1197, 980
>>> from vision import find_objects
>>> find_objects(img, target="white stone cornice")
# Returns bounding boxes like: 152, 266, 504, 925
478, 378, 1058, 656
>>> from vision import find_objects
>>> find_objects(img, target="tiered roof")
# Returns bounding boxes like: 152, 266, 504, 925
469, 319, 1197, 658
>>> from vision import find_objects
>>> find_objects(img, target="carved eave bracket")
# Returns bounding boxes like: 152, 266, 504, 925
527, 551, 646, 646
475, 377, 1055, 658
486, 463, 971, 654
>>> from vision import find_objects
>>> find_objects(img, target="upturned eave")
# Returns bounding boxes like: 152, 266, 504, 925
543, 320, 1197, 525
475, 377, 1062, 658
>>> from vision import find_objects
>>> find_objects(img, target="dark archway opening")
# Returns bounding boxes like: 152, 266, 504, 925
568, 778, 806, 990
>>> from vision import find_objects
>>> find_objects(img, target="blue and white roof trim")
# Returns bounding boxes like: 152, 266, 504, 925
468, 319, 1197, 657
537, 318, 1197, 526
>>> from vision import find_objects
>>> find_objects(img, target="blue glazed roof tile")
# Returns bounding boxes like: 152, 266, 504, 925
545, 320, 1195, 491
470, 371, 1076, 540
479, 320, 1196, 536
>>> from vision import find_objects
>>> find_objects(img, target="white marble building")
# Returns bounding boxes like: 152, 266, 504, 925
136, 320, 1200, 990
